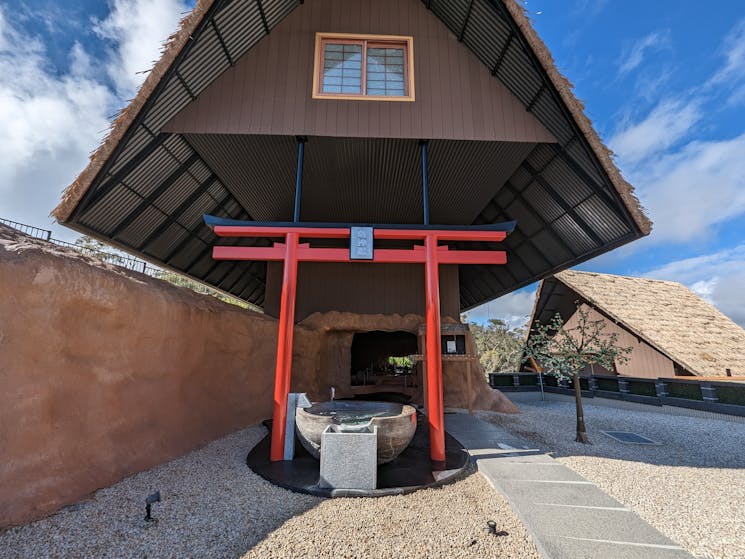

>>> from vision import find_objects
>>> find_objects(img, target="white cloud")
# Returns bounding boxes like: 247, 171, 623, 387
463, 287, 536, 330
608, 18, 745, 246
571, 0, 609, 19
609, 99, 701, 165
618, 30, 670, 75
635, 134, 745, 243
640, 245, 745, 327
709, 18, 745, 85
0, 9, 113, 235
93, 0, 188, 98
0, 2, 187, 237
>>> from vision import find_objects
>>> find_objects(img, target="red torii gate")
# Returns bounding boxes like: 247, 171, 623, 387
206, 217, 512, 463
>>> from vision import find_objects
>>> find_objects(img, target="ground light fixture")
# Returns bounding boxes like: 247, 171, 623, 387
144, 491, 161, 522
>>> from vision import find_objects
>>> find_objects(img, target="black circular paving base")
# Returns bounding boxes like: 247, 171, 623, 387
247, 414, 472, 498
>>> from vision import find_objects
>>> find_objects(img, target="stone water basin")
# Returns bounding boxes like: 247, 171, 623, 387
295, 401, 417, 464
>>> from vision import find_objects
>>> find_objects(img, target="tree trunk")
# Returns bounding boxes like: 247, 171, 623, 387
573, 373, 590, 444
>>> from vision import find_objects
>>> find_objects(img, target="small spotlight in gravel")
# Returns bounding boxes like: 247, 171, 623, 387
144, 491, 161, 522
486, 521, 508, 537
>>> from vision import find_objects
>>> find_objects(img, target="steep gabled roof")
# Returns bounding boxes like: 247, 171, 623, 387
51, 0, 651, 310
533, 270, 745, 376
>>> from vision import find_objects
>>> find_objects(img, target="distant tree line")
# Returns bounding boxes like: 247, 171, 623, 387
465, 317, 526, 373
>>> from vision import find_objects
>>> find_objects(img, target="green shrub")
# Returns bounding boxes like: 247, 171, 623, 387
627, 380, 657, 397
567, 377, 590, 390
667, 381, 703, 400
490, 374, 513, 387
713, 385, 745, 406
596, 377, 620, 391
542, 375, 559, 387
518, 374, 538, 386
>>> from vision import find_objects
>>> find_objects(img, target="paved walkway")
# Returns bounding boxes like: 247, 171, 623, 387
445, 413, 693, 559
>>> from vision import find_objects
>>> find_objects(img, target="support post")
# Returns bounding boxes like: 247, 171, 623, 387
270, 232, 299, 461
424, 234, 445, 462
420, 140, 430, 225
293, 138, 306, 223
466, 357, 473, 415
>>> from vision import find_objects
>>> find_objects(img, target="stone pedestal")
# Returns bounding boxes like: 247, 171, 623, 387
284, 393, 312, 460
319, 424, 378, 490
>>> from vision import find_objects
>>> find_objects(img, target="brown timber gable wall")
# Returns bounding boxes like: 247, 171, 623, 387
164, 0, 555, 143
563, 303, 676, 378
264, 262, 461, 321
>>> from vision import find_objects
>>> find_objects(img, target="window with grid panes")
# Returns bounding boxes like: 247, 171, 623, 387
313, 34, 414, 100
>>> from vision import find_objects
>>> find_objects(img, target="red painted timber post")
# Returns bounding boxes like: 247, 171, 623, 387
424, 233, 446, 462
270, 232, 299, 461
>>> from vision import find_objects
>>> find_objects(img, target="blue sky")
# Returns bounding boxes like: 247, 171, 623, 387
1, 0, 744, 327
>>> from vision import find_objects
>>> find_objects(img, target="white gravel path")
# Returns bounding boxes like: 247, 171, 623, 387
479, 395, 745, 559
0, 425, 539, 559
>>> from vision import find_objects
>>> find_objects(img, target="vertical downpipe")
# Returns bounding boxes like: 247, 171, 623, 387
293, 137, 306, 223
420, 140, 430, 225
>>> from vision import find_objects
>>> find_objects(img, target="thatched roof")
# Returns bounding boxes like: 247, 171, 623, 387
52, 0, 650, 233
542, 270, 745, 377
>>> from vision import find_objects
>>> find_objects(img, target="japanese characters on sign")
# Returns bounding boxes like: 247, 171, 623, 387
350, 226, 374, 260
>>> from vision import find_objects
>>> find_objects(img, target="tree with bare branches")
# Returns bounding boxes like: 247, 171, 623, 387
523, 306, 631, 443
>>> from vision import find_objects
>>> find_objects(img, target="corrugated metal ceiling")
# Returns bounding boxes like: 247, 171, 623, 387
64, 0, 642, 310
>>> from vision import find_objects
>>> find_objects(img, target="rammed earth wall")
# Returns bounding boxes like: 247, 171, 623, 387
0, 224, 514, 528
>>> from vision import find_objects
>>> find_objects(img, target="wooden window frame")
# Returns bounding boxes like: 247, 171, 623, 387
312, 32, 415, 102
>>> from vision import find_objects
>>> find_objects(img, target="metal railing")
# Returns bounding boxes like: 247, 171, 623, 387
48, 238, 159, 276
0, 218, 52, 241
1, 218, 161, 277
1, 217, 252, 308
488, 372, 745, 416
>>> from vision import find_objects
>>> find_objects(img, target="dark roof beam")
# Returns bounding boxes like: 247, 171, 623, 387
471, 268, 507, 301
163, 189, 244, 265
459, 0, 475, 41
491, 32, 514, 76
211, 18, 235, 66
460, 281, 483, 308
110, 153, 201, 238
472, 200, 551, 278
240, 280, 266, 302
256, 0, 270, 35
501, 180, 578, 257
525, 84, 546, 113
175, 71, 197, 101
75, 133, 170, 216
522, 161, 605, 247
137, 174, 218, 252
209, 251, 264, 288
552, 146, 636, 230
224, 265, 261, 294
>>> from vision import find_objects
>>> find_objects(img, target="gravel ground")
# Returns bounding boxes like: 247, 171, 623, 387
479, 395, 745, 559
0, 425, 539, 559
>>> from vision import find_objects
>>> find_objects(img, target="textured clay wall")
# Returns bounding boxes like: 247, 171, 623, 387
0, 230, 320, 528
0, 226, 514, 528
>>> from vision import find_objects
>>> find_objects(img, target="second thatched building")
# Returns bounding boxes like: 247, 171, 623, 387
527, 270, 745, 378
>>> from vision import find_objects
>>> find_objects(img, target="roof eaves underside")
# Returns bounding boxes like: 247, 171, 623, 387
55, 0, 649, 310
